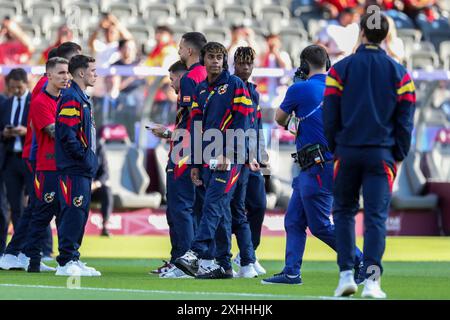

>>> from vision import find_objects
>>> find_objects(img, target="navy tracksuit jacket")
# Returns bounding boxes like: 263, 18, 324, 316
189, 70, 253, 270
323, 44, 416, 277
166, 62, 206, 263
55, 81, 98, 266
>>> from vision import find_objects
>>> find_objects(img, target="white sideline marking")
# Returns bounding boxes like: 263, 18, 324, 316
0, 283, 350, 300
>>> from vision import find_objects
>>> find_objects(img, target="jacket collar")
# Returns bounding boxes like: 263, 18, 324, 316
356, 43, 386, 54
71, 81, 91, 104
208, 69, 230, 88
188, 62, 202, 71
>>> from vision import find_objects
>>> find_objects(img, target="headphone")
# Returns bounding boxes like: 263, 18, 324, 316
295, 45, 331, 82
200, 46, 228, 70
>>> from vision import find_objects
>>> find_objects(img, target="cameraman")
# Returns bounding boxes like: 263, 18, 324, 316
262, 45, 363, 285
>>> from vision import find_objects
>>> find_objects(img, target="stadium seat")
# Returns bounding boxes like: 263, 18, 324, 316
256, 4, 291, 23
63, 1, 99, 19
169, 24, 194, 43
176, 0, 213, 15
0, 1, 23, 19
18, 22, 41, 41
218, 4, 252, 23
439, 41, 450, 70
289, 40, 309, 67
126, 24, 154, 45
142, 3, 176, 26
391, 151, 439, 210
180, 4, 214, 24
408, 50, 440, 70
200, 25, 230, 43
26, 1, 61, 25
104, 2, 138, 20
100, 125, 162, 209
307, 19, 328, 41
279, 26, 309, 50
397, 28, 422, 43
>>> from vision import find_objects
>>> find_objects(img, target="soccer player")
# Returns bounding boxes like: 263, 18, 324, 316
175, 42, 254, 279
150, 32, 207, 278
324, 13, 416, 298
23, 57, 70, 272
221, 46, 266, 278
0, 42, 81, 271
262, 45, 364, 286
54, 55, 100, 276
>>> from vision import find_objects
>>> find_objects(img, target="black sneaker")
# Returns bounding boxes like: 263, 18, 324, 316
27, 262, 40, 273
101, 228, 111, 237
174, 250, 199, 277
195, 264, 233, 279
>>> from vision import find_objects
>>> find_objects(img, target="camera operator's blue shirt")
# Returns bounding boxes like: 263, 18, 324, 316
279, 73, 332, 160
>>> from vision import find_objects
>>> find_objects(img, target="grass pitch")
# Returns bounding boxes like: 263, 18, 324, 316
1, 236, 450, 300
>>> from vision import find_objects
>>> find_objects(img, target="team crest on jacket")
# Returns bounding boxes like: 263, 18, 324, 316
218, 84, 228, 95
44, 192, 55, 203
73, 195, 84, 207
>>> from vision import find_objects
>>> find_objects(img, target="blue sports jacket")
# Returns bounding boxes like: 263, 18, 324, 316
246, 82, 267, 164
323, 44, 416, 161
55, 81, 98, 178
191, 70, 254, 166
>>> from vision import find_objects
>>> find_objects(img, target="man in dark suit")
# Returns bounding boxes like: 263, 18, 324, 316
0, 68, 30, 254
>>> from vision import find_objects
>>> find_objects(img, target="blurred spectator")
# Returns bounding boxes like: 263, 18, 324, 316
88, 13, 133, 68
110, 39, 146, 133
381, 16, 406, 64
365, 0, 404, 11
144, 25, 178, 69
403, 0, 440, 22
257, 34, 292, 101
318, 0, 362, 18
144, 26, 178, 125
0, 17, 35, 93
316, 7, 360, 62
227, 24, 259, 72
39, 25, 74, 64
0, 17, 35, 65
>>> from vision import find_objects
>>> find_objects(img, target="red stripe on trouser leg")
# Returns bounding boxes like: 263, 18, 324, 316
333, 159, 340, 181
316, 174, 322, 188
224, 166, 239, 193
382, 161, 395, 193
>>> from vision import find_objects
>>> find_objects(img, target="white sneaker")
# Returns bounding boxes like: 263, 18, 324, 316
159, 266, 192, 278
361, 279, 387, 299
18, 253, 31, 268
55, 261, 92, 276
0, 254, 26, 270
76, 260, 101, 276
334, 270, 358, 297
253, 260, 266, 275
40, 262, 56, 272
237, 264, 258, 278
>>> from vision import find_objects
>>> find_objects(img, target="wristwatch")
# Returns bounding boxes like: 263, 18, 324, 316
162, 129, 170, 139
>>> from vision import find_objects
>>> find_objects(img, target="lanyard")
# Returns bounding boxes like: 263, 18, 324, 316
298, 102, 322, 122
202, 86, 219, 125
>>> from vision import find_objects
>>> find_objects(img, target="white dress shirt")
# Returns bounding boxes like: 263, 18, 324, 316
9, 90, 29, 152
